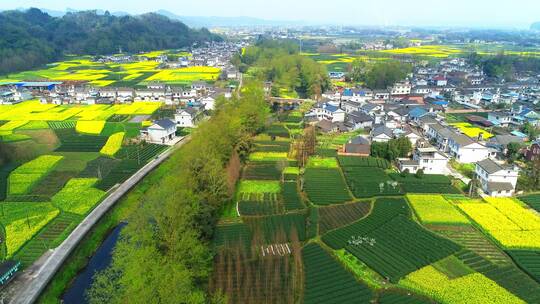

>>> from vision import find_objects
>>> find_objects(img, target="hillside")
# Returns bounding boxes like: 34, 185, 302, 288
0, 8, 221, 75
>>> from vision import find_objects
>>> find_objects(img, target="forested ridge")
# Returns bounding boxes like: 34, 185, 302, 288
0, 8, 221, 74
87, 84, 269, 303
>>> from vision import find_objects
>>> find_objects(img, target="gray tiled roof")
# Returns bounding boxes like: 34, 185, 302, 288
477, 158, 505, 174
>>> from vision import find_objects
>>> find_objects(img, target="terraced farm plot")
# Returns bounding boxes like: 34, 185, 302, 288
304, 168, 352, 205
95, 159, 142, 191
0, 164, 16, 201
319, 201, 371, 234
518, 194, 540, 212
212, 223, 252, 249
100, 132, 125, 156
210, 249, 295, 304
507, 250, 540, 283
8, 155, 63, 195
400, 265, 524, 304
253, 140, 291, 152
428, 225, 510, 264
457, 200, 540, 249
265, 124, 289, 138
54, 128, 108, 152
76, 120, 106, 134
0, 202, 59, 257
48, 121, 76, 129
391, 173, 461, 194
78, 157, 121, 178
455, 249, 540, 303
244, 213, 307, 243
306, 157, 339, 168
342, 167, 402, 198
345, 216, 461, 282
242, 162, 283, 180
282, 167, 300, 181
322, 198, 409, 249
115, 143, 167, 163
302, 243, 373, 304
377, 290, 434, 304
238, 200, 282, 216
30, 170, 78, 198
337, 156, 390, 169
52, 178, 106, 215
282, 181, 304, 211
14, 213, 82, 266
407, 194, 470, 225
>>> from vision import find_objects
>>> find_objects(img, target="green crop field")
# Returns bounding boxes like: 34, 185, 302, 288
302, 243, 373, 304
518, 194, 540, 212
318, 201, 371, 234
304, 168, 352, 205
0, 99, 168, 268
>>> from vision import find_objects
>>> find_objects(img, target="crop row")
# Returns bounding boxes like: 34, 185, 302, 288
342, 167, 402, 198
345, 215, 461, 282
322, 198, 409, 249
337, 156, 390, 169
302, 243, 373, 304
282, 181, 304, 211
304, 168, 352, 205
318, 201, 371, 235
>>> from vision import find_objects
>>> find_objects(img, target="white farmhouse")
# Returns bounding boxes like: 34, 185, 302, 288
175, 108, 198, 128
200, 96, 216, 111
398, 144, 449, 175
475, 158, 519, 197
447, 133, 493, 164
142, 119, 177, 144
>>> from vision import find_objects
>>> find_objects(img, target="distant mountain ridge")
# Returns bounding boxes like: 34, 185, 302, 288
155, 10, 305, 28
0, 8, 221, 75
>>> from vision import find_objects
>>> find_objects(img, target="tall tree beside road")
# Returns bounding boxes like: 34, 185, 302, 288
87, 84, 269, 304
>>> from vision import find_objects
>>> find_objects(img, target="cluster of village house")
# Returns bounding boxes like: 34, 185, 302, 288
0, 42, 247, 144
305, 57, 540, 197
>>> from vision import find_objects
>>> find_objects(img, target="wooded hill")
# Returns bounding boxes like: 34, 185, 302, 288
0, 8, 222, 74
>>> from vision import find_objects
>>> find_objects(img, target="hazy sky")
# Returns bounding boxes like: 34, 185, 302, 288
3, 0, 540, 28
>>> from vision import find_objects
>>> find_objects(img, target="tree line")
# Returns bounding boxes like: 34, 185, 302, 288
0, 8, 221, 75
87, 83, 269, 303
467, 52, 540, 81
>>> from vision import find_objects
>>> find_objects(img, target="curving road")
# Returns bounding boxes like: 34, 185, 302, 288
8, 136, 189, 304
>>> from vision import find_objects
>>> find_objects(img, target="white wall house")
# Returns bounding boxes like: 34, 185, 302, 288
175, 108, 198, 128
447, 133, 492, 164
306, 104, 346, 122
398, 146, 449, 175
390, 81, 412, 96
142, 119, 177, 144
475, 158, 519, 197
200, 96, 216, 111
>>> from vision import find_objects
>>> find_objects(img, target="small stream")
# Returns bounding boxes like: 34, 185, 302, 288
61, 222, 127, 304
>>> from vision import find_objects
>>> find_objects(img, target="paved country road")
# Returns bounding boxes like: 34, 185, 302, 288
7, 136, 190, 304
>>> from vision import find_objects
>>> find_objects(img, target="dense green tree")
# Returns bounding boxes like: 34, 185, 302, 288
239, 41, 330, 99
364, 61, 412, 89
88, 84, 269, 304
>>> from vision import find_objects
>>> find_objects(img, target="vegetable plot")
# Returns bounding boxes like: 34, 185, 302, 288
302, 243, 373, 304
304, 168, 352, 205
8, 155, 63, 195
